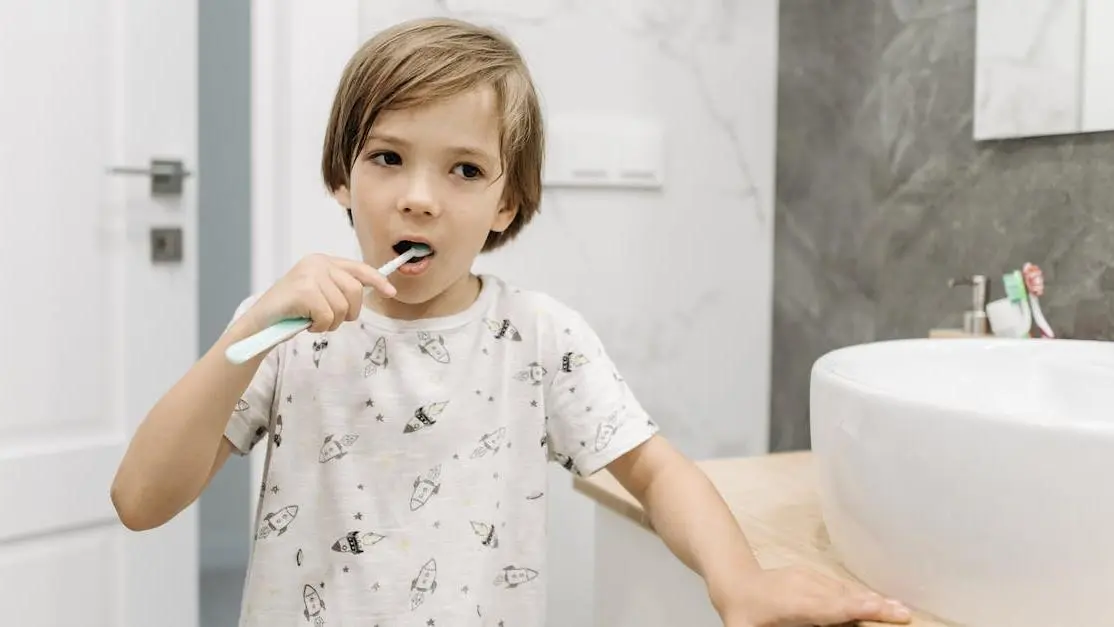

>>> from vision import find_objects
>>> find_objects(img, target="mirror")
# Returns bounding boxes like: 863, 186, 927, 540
975, 0, 1114, 140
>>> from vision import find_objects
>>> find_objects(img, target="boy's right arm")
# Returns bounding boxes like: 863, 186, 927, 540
110, 254, 397, 531
110, 313, 271, 531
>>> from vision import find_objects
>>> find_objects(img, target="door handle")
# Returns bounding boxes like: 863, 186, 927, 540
107, 158, 192, 196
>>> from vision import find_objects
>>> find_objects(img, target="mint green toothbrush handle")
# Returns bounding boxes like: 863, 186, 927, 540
225, 317, 312, 365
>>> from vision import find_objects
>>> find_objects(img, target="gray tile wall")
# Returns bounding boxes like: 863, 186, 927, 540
771, 0, 1114, 451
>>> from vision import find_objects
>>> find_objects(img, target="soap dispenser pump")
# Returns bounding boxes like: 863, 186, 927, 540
946, 274, 990, 336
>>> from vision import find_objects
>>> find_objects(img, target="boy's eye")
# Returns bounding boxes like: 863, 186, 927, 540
454, 163, 483, 179
371, 151, 402, 166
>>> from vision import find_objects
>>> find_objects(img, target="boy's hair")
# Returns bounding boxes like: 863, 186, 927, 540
322, 17, 545, 252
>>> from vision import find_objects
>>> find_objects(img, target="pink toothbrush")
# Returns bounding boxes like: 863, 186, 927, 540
1022, 263, 1055, 338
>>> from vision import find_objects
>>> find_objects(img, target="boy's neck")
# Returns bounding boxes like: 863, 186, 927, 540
363, 273, 483, 321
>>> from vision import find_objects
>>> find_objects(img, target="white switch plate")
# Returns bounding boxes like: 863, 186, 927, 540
542, 113, 665, 190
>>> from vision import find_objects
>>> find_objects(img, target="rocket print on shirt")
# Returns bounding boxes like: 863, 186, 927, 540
470, 521, 499, 548
483, 317, 522, 341
319, 434, 359, 462
560, 351, 589, 373
410, 464, 442, 511
552, 453, 579, 476
250, 426, 267, 449
273, 414, 284, 448
409, 558, 439, 610
404, 401, 449, 434
331, 531, 386, 554
363, 336, 388, 377
471, 427, 507, 458
416, 331, 450, 364
595, 408, 623, 452
493, 565, 539, 589
513, 362, 547, 386
312, 336, 329, 368
303, 584, 326, 626
256, 505, 299, 539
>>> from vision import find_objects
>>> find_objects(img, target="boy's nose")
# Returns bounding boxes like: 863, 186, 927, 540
396, 175, 440, 217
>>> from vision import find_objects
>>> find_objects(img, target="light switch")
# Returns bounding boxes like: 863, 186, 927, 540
542, 113, 665, 190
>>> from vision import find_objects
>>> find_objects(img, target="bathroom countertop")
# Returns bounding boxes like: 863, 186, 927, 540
573, 451, 956, 627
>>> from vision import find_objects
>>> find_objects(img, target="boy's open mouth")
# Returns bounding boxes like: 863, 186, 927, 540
392, 240, 434, 263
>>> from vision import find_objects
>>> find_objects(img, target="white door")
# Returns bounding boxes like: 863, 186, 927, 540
0, 1, 199, 626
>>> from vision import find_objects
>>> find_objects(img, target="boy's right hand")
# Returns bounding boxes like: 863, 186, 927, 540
242, 254, 397, 335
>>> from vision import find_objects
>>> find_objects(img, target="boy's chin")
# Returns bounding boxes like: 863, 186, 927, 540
390, 273, 478, 306
389, 279, 449, 305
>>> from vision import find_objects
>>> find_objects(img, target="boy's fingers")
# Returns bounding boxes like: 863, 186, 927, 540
318, 278, 350, 332
849, 597, 912, 624
305, 290, 336, 334
330, 256, 397, 297
328, 266, 366, 321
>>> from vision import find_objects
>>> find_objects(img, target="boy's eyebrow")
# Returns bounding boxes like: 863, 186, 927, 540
367, 132, 498, 163
366, 132, 411, 147
446, 145, 499, 163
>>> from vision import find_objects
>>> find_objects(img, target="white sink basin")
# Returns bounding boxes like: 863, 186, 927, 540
810, 338, 1114, 626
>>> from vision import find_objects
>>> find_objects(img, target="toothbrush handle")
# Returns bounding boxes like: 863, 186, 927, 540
225, 317, 312, 365
223, 250, 417, 365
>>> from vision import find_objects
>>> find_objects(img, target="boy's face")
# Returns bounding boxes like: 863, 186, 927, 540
334, 85, 516, 316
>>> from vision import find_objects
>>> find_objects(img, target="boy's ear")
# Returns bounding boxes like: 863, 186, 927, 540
333, 186, 354, 226
490, 198, 518, 233
333, 185, 352, 209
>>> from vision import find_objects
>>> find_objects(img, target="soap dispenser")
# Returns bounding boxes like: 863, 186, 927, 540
930, 275, 991, 337
950, 275, 990, 335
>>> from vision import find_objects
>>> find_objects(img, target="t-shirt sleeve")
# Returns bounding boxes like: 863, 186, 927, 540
543, 309, 659, 477
222, 296, 278, 456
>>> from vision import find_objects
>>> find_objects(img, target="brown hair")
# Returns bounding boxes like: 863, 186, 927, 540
322, 17, 544, 252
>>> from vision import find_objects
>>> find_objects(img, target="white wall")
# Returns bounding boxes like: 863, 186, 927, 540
252, 1, 778, 623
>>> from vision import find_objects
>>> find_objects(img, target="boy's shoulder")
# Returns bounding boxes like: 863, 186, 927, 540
480, 274, 594, 333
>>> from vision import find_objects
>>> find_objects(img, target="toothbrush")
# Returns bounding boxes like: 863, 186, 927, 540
225, 245, 431, 364
1021, 262, 1055, 338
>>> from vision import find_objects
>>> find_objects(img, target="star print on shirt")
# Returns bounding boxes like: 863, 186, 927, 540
530, 400, 538, 407
354, 512, 363, 520
342, 566, 350, 573
376, 414, 384, 422
365, 399, 375, 408
286, 395, 293, 403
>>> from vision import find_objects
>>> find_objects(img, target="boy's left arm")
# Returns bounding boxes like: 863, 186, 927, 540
606, 436, 912, 627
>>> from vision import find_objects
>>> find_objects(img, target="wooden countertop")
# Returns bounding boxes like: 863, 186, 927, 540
573, 451, 955, 627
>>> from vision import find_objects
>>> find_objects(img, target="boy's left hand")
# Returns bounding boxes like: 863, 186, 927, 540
709, 565, 912, 627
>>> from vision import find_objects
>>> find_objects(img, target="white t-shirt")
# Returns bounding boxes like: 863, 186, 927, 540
224, 274, 658, 626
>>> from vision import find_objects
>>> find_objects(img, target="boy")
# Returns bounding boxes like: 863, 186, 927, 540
111, 16, 911, 627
